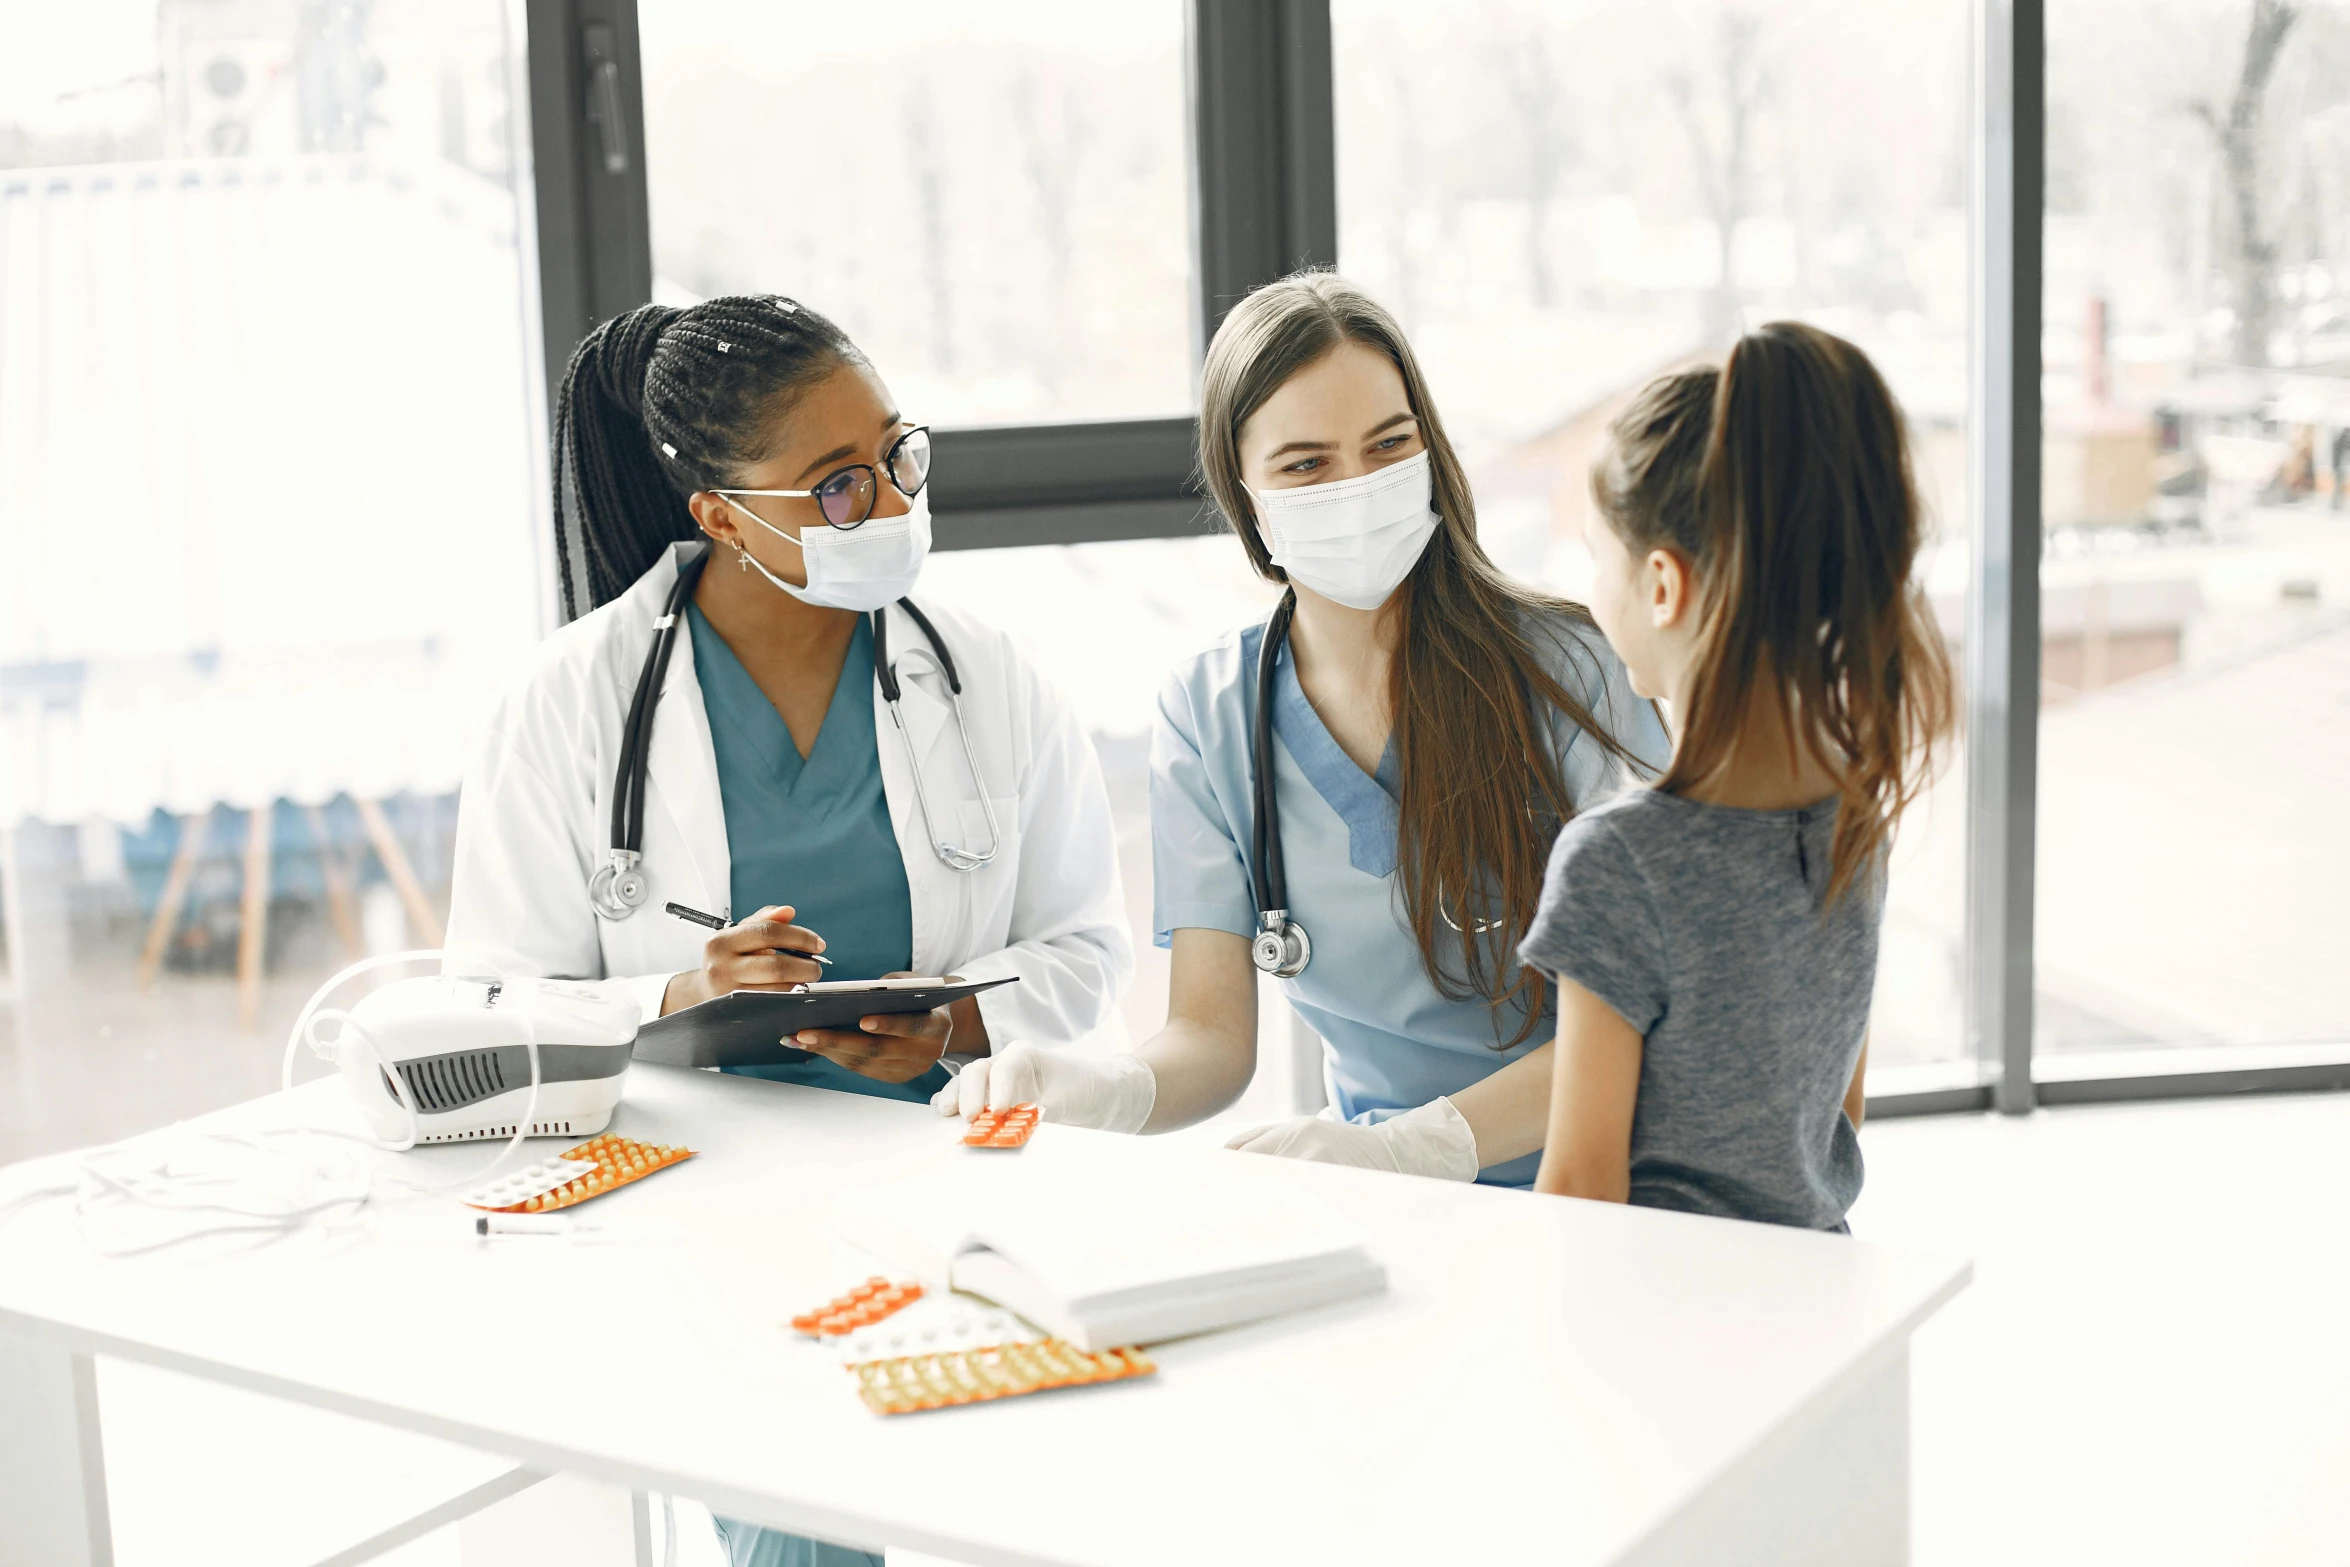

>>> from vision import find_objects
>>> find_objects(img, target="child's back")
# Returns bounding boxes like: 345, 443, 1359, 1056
1523, 321, 1953, 1231
1523, 790, 1876, 1230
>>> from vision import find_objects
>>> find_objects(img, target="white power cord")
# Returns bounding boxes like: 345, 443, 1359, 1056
280, 950, 544, 1197
0, 951, 544, 1254
0, 1126, 380, 1257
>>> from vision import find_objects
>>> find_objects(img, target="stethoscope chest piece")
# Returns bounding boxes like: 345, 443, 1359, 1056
1251, 909, 1311, 979
589, 849, 650, 923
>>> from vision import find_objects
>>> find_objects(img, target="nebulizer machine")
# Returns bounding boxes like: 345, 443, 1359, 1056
1, 952, 641, 1254
306, 957, 640, 1147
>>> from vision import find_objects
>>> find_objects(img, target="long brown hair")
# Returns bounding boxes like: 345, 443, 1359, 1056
1200, 272, 1644, 1045
1590, 321, 1956, 903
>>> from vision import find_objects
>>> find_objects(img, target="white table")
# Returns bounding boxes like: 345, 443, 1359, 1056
0, 1065, 1968, 1566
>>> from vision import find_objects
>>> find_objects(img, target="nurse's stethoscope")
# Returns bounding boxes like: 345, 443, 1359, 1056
1247, 593, 1311, 978
1246, 590, 1506, 979
587, 541, 1002, 922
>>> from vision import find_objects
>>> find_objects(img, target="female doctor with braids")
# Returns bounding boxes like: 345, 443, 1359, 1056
442, 296, 1132, 1567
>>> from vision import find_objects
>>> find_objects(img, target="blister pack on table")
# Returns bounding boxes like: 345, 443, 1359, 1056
961, 1104, 1040, 1149
791, 1277, 925, 1338
465, 1134, 692, 1213
850, 1340, 1155, 1415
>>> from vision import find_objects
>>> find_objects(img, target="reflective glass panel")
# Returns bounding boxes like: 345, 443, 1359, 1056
638, 1, 1194, 426
1331, 0, 1977, 1083
0, 0, 545, 1161
2037, 0, 2350, 1062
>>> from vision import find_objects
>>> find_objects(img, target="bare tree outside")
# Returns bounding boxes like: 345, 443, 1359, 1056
1382, 50, 1425, 329
903, 83, 957, 376
2191, 0, 2300, 366
1666, 6, 1770, 346
1492, 14, 1574, 309
639, 8, 1191, 425
1015, 67, 1087, 396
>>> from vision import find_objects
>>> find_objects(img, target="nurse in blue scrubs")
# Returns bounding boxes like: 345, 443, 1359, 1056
941, 273, 1667, 1185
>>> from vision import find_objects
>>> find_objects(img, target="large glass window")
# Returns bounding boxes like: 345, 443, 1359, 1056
1331, 0, 1977, 1084
0, 0, 545, 1163
637, 1, 1194, 427
2037, 0, 2350, 1064
17, 0, 2330, 1168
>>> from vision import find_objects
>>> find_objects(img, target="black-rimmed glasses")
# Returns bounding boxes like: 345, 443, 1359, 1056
714, 425, 931, 529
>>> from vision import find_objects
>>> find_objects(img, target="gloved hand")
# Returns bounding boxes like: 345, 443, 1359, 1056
932, 1042, 1157, 1135
1224, 1097, 1480, 1182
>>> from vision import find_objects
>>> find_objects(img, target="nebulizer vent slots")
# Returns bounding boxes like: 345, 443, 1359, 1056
397, 1051, 510, 1114
0, 952, 640, 1254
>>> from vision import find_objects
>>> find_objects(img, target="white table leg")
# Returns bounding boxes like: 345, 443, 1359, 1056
0, 1329, 113, 1567
455, 1472, 649, 1566
1625, 1341, 1911, 1566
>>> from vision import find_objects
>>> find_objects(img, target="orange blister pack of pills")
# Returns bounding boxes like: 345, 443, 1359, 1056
475, 1134, 693, 1213
791, 1277, 925, 1338
850, 1339, 1155, 1415
962, 1104, 1041, 1148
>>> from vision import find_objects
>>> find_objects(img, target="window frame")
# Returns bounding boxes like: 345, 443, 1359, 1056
520, 0, 2350, 1118
521, 0, 1335, 559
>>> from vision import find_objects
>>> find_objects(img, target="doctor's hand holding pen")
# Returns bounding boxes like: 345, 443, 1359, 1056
659, 904, 830, 1015
659, 907, 987, 1084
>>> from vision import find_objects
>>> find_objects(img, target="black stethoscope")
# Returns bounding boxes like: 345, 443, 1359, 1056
1248, 592, 1311, 978
587, 541, 1001, 922
1247, 590, 1508, 979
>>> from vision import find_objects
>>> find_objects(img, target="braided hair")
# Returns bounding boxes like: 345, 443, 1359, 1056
551, 294, 865, 615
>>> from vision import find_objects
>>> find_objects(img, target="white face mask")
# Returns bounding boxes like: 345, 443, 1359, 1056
1247, 450, 1440, 611
722, 489, 933, 612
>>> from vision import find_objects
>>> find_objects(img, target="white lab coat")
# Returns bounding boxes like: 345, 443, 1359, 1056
443, 543, 1132, 1046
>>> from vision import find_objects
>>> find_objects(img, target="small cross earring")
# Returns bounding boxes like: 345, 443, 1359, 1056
737, 544, 751, 572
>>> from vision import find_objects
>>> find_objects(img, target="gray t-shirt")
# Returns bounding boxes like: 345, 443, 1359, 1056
1517, 789, 1879, 1230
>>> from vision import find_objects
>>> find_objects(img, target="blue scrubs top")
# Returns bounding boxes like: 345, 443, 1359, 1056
1150, 609, 1670, 1187
687, 606, 945, 1105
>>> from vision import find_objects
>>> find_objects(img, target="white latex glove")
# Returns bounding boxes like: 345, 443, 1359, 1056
932, 1042, 1157, 1135
1224, 1097, 1480, 1182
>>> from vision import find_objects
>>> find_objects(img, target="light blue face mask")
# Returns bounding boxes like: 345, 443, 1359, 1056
718, 489, 933, 612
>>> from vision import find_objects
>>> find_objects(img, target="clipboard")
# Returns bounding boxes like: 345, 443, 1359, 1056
630, 977, 1018, 1070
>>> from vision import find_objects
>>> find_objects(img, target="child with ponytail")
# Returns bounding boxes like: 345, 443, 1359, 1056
1521, 322, 1955, 1230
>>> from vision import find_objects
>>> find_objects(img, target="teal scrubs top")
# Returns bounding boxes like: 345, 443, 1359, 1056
686, 606, 945, 1105
1150, 609, 1670, 1187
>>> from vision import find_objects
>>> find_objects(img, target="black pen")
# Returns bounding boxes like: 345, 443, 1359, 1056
665, 901, 832, 964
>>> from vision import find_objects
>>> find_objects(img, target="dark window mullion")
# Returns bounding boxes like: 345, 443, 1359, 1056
1185, 0, 1338, 355
523, 0, 652, 621
932, 0, 1343, 550
1965, 0, 2046, 1114
930, 418, 1211, 551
